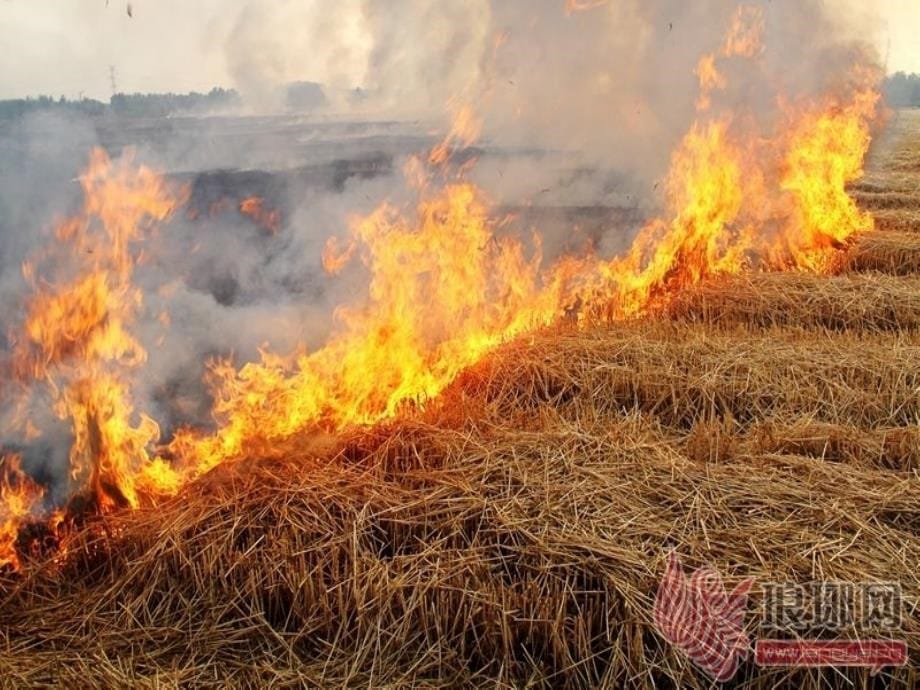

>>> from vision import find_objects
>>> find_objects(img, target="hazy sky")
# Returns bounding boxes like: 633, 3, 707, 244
880, 0, 920, 74
0, 0, 917, 100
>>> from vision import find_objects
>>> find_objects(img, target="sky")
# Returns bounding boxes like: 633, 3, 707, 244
878, 0, 920, 74
0, 0, 917, 101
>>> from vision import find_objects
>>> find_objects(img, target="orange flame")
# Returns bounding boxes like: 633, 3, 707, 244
321, 236, 358, 275
169, 181, 575, 478
1, 148, 185, 568
169, 66, 879, 481
602, 118, 751, 317
596, 82, 878, 317
779, 87, 878, 269
239, 196, 281, 234
696, 6, 764, 111
564, 0, 609, 16
0, 456, 44, 571
155, 22, 878, 483
722, 6, 765, 58
428, 103, 483, 168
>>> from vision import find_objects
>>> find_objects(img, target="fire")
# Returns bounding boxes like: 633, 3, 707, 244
587, 7, 877, 317
695, 55, 728, 112
601, 118, 750, 317
779, 88, 878, 270
563, 0, 609, 16
722, 6, 764, 58
696, 6, 764, 111
169, 56, 878, 478
239, 196, 281, 234
428, 103, 482, 169
593, 82, 878, 316
321, 236, 357, 275
169, 181, 570, 477
0, 7, 883, 570
0, 148, 184, 568
0, 456, 44, 571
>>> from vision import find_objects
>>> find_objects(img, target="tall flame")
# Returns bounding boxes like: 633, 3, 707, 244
0, 149, 184, 567
594, 82, 877, 317
696, 6, 764, 110
779, 87, 878, 269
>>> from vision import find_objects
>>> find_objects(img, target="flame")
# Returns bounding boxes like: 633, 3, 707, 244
564, 0, 609, 16
696, 6, 764, 111
600, 118, 751, 317
0, 149, 184, 568
722, 6, 764, 58
0, 8, 883, 569
169, 181, 574, 477
321, 236, 358, 275
239, 196, 281, 234
695, 55, 728, 112
428, 103, 483, 168
148, 20, 880, 487
169, 65, 878, 479
593, 82, 878, 317
778, 88, 878, 269
0, 456, 44, 571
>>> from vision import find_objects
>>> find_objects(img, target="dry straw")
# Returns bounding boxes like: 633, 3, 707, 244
667, 272, 920, 332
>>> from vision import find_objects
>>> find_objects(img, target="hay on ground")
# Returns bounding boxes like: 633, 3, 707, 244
458, 323, 919, 432
0, 416, 917, 688
838, 230, 920, 275
667, 272, 920, 332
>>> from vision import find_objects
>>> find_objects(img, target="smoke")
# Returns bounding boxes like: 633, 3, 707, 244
220, 0, 881, 193
224, 0, 372, 111
0, 0, 884, 509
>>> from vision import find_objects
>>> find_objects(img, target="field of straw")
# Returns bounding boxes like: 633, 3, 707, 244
1, 111, 919, 688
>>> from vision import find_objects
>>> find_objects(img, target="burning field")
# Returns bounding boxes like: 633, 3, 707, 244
0, 2, 918, 688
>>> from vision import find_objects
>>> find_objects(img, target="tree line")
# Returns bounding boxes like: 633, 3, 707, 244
0, 87, 241, 121
1, 73, 918, 122
884, 72, 920, 108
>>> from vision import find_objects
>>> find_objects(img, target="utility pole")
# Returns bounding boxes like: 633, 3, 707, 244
109, 65, 118, 97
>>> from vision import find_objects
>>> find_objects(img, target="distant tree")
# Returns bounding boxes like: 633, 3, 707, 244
884, 72, 920, 108
109, 88, 241, 117
0, 88, 240, 122
285, 81, 327, 111
0, 95, 105, 121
